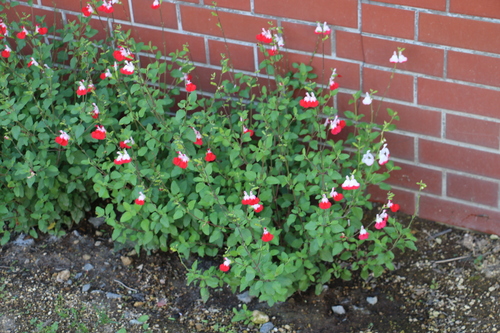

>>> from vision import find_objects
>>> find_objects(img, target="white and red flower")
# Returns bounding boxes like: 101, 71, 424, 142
252, 203, 264, 213
268, 45, 278, 56
341, 174, 360, 190
120, 137, 134, 149
0, 20, 8, 39
219, 257, 231, 272
35, 25, 48, 35
326, 116, 346, 135
378, 143, 390, 165
82, 4, 94, 17
375, 211, 388, 230
113, 46, 134, 62
91, 125, 106, 140
205, 149, 216, 162
243, 125, 254, 137
17, 26, 28, 39
91, 103, 100, 119
299, 92, 319, 108
390, 50, 407, 63
192, 127, 202, 145
97, 0, 114, 13
242, 191, 259, 205
76, 81, 88, 96
120, 61, 135, 75
256, 28, 272, 43
151, 0, 160, 9
314, 22, 331, 35
358, 225, 369, 240
1, 45, 11, 58
114, 150, 132, 165
362, 150, 375, 166
27, 57, 39, 68
100, 68, 112, 80
330, 187, 343, 202
55, 130, 70, 146
387, 200, 400, 212
362, 92, 372, 105
261, 227, 274, 242
135, 192, 146, 205
319, 193, 331, 210
329, 68, 340, 90
173, 151, 189, 169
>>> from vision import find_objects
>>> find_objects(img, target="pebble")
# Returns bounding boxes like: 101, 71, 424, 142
106, 292, 122, 299
95, 231, 103, 236
94, 241, 102, 246
367, 296, 378, 305
237, 291, 254, 304
74, 272, 83, 280
260, 322, 274, 333
134, 302, 144, 307
82, 284, 91, 292
332, 305, 346, 315
83, 263, 94, 271
89, 216, 105, 228
82, 254, 91, 261
13, 234, 35, 247
252, 310, 269, 324
56, 270, 71, 282
121, 256, 133, 266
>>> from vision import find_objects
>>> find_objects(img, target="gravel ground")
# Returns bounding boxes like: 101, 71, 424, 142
1, 214, 499, 333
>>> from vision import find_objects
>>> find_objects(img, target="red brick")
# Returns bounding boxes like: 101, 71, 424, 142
66, 14, 110, 41
387, 162, 442, 195
273, 52, 360, 90
254, 0, 358, 29
447, 51, 500, 88
338, 93, 442, 137
418, 78, 500, 119
212, 0, 251, 11
371, 0, 446, 11
281, 21, 332, 55
363, 68, 414, 102
419, 196, 500, 235
336, 32, 444, 77
42, 0, 132, 21
118, 25, 206, 63
450, 0, 500, 20
383, 132, 415, 161
6, 5, 63, 29
419, 14, 500, 54
208, 40, 254, 72
132, 1, 177, 29
181, 5, 276, 43
446, 114, 500, 149
362, 4, 414, 40
447, 173, 499, 207
419, 139, 500, 179
367, 186, 416, 215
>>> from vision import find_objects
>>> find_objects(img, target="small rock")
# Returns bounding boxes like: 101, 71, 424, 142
367, 296, 378, 305
106, 292, 122, 299
89, 217, 105, 228
134, 302, 144, 307
121, 256, 133, 266
74, 273, 82, 280
129, 319, 142, 325
66, 279, 73, 285
260, 322, 274, 333
332, 305, 346, 315
13, 234, 35, 247
82, 254, 91, 261
237, 291, 254, 304
95, 231, 103, 237
127, 249, 137, 256
352, 305, 370, 315
83, 263, 94, 271
56, 270, 71, 282
82, 284, 91, 292
94, 241, 102, 246
252, 310, 269, 324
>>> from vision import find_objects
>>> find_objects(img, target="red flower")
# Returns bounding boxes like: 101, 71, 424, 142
299, 92, 319, 108
17, 26, 28, 39
98, 0, 114, 13
205, 149, 216, 162
314, 22, 331, 35
192, 127, 202, 145
329, 187, 343, 202
91, 103, 100, 119
326, 116, 346, 135
135, 192, 146, 205
113, 47, 134, 62
151, 0, 160, 9
256, 28, 272, 43
387, 200, 400, 213
82, 4, 94, 17
120, 61, 134, 75
341, 174, 360, 190
319, 194, 331, 210
119, 137, 134, 149
27, 57, 38, 68
91, 125, 106, 140
87, 83, 95, 93
375, 211, 388, 230
173, 151, 189, 169
100, 69, 112, 80
114, 150, 132, 165
185, 80, 196, 92
76, 81, 88, 96
243, 126, 254, 137
0, 20, 8, 39
358, 226, 369, 240
55, 130, 70, 146
252, 203, 264, 213
261, 227, 274, 242
1, 45, 11, 58
35, 25, 48, 35
219, 257, 231, 272
268, 46, 278, 56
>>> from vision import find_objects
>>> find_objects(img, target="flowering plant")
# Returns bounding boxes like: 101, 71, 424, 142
0, 1, 416, 305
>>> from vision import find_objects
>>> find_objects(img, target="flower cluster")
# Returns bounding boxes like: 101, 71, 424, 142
242, 191, 263, 212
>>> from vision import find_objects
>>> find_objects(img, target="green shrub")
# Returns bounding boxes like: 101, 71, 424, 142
0, 1, 416, 305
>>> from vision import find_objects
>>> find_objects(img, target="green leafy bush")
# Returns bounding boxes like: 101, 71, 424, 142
0, 1, 416, 305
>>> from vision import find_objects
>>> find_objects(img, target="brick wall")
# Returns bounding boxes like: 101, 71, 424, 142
9, 0, 500, 234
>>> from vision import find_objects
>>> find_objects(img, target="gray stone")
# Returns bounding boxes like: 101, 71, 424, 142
367, 296, 378, 305
83, 263, 94, 271
237, 291, 253, 304
332, 305, 346, 315
82, 284, 91, 292
260, 322, 274, 333
252, 310, 269, 324
106, 292, 122, 299
13, 234, 34, 247
89, 217, 106, 228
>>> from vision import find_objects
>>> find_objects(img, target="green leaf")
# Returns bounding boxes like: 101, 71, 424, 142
266, 176, 279, 185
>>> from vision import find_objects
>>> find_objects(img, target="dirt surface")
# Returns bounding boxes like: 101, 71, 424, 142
1, 213, 500, 333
